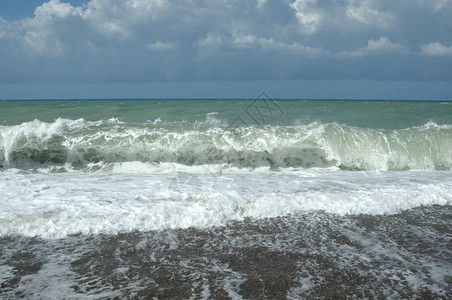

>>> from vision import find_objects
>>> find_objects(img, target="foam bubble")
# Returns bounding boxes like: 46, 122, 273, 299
0, 170, 450, 238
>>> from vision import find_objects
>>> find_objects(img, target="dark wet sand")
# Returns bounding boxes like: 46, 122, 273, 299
1, 206, 451, 299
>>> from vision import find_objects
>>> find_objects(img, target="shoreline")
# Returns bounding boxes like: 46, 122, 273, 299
1, 206, 450, 298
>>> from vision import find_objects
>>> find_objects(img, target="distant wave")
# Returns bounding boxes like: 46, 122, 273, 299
1, 118, 451, 172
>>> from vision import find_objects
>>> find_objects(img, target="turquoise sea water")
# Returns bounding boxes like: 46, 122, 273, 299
0, 99, 451, 298
2, 99, 451, 128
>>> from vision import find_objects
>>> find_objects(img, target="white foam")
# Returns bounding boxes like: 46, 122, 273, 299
0, 170, 450, 238
2, 119, 451, 171
0, 265, 14, 285
14, 259, 122, 299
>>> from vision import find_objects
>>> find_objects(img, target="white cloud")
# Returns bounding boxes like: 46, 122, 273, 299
197, 32, 224, 49
147, 41, 176, 51
20, 0, 85, 55
340, 37, 408, 57
126, 0, 169, 12
122, 0, 170, 22
0, 0, 451, 82
83, 1, 130, 38
0, 17, 8, 39
421, 42, 452, 56
17, 0, 171, 55
24, 30, 65, 55
410, 0, 449, 12
256, 0, 267, 9
82, 0, 169, 39
231, 31, 327, 56
232, 32, 259, 49
93, 20, 130, 38
346, 0, 393, 29
258, 38, 328, 56
434, 0, 448, 11
199, 31, 328, 57
33, 0, 84, 21
290, 0, 321, 34
366, 37, 406, 52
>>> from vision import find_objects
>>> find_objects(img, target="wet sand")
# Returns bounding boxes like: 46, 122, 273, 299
1, 206, 451, 299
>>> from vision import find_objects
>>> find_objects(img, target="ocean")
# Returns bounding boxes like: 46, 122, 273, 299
0, 98, 451, 298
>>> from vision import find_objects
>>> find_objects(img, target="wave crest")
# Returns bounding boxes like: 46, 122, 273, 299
1, 119, 451, 171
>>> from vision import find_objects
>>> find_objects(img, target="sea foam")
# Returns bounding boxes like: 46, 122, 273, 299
0, 170, 450, 238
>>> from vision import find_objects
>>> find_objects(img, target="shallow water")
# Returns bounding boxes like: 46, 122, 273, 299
1, 99, 451, 298
1, 206, 450, 298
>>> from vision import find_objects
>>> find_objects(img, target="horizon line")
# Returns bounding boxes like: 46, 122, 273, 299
2, 98, 452, 102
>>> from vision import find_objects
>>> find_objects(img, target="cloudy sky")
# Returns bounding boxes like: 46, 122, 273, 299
0, 0, 451, 99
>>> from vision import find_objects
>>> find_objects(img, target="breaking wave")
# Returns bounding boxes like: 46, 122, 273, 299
1, 118, 451, 172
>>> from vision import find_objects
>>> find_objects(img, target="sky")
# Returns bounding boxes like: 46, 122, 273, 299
0, 0, 451, 100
